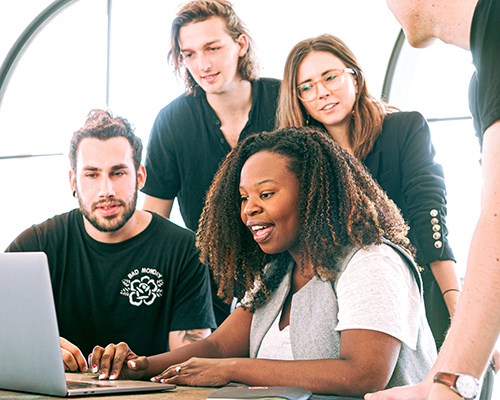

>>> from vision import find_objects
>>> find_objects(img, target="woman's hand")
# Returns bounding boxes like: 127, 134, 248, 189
89, 342, 149, 381
152, 357, 233, 387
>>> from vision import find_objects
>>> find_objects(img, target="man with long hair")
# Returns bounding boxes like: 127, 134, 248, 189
141, 0, 280, 325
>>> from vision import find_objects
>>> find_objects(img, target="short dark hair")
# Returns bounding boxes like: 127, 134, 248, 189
169, 0, 259, 95
197, 126, 412, 309
69, 109, 142, 171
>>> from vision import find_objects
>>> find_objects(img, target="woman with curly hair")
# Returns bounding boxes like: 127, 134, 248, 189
90, 127, 436, 397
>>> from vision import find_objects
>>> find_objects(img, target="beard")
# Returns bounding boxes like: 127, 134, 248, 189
78, 191, 138, 233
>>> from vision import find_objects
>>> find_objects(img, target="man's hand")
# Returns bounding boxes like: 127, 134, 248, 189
60, 337, 87, 372
89, 342, 148, 380
364, 379, 431, 400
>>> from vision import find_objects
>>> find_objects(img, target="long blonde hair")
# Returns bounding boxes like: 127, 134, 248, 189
276, 34, 394, 160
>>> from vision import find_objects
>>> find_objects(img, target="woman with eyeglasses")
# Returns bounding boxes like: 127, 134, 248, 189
276, 34, 460, 351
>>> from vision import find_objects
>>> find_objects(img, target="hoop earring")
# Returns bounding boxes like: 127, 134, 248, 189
72, 190, 77, 198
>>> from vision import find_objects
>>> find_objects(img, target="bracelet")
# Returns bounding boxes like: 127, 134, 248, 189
442, 288, 461, 296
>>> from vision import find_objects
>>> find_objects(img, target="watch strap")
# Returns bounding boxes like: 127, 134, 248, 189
433, 372, 479, 400
434, 371, 458, 388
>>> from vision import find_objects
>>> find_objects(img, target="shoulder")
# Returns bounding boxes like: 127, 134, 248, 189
157, 93, 197, 113
31, 209, 79, 233
336, 243, 423, 350
253, 77, 281, 96
349, 243, 409, 268
382, 111, 427, 131
149, 213, 196, 243
6, 210, 79, 251
255, 77, 281, 87
153, 93, 203, 124
342, 243, 417, 288
150, 93, 207, 141
338, 243, 420, 303
379, 111, 431, 146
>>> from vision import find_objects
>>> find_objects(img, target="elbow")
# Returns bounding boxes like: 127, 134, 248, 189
335, 368, 393, 397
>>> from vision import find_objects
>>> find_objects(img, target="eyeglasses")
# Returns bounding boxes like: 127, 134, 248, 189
297, 68, 355, 102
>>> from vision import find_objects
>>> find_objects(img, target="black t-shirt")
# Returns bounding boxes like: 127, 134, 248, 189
142, 78, 281, 232
6, 210, 216, 356
469, 0, 500, 147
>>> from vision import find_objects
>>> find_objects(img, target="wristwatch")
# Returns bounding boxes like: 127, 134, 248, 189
433, 371, 480, 399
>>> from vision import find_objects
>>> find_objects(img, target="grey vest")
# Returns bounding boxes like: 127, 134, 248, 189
249, 241, 436, 388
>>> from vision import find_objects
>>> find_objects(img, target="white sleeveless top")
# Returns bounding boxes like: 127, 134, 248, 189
256, 312, 294, 360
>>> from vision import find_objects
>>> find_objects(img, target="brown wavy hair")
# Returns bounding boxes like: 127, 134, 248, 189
276, 34, 396, 160
169, 0, 259, 95
196, 126, 411, 309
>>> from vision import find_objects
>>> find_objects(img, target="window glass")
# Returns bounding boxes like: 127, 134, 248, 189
0, 0, 107, 249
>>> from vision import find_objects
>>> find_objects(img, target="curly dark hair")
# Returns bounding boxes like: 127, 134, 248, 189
196, 126, 412, 309
69, 109, 142, 172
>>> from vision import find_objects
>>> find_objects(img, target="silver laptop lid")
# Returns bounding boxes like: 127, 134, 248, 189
0, 252, 175, 397
0, 252, 68, 396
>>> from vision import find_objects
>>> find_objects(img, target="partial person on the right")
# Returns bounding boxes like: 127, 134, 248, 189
366, 0, 500, 399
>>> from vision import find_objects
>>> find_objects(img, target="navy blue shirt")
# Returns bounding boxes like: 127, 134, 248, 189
142, 78, 281, 325
142, 78, 281, 232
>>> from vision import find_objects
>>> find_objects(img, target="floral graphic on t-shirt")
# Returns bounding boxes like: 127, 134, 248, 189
120, 267, 164, 306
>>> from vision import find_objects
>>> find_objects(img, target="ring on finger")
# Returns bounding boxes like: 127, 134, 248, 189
175, 366, 182, 374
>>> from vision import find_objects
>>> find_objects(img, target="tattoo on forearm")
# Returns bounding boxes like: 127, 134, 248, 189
177, 329, 209, 344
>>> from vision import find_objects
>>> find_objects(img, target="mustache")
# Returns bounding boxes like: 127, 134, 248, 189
91, 197, 126, 211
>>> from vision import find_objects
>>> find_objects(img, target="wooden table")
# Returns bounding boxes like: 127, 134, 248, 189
0, 386, 359, 399
0, 385, 215, 399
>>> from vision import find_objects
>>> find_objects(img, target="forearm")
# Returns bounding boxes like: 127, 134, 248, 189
169, 328, 211, 350
428, 259, 461, 318
226, 358, 389, 397
146, 336, 224, 377
434, 217, 500, 378
142, 196, 173, 218
433, 126, 500, 379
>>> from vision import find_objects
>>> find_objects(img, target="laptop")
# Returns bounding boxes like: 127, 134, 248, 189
0, 251, 175, 397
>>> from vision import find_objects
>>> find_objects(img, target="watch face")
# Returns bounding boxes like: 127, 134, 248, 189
456, 374, 479, 399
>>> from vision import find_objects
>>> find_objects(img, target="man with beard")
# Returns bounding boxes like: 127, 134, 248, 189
6, 109, 216, 375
